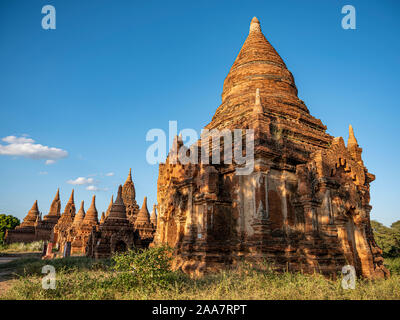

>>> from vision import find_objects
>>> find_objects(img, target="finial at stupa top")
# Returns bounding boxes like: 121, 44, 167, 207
106, 195, 113, 217
250, 16, 261, 33
348, 124, 358, 147
126, 168, 132, 182
115, 185, 124, 205
54, 188, 60, 201
68, 189, 75, 204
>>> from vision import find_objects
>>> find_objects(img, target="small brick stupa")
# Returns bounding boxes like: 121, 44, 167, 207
150, 204, 157, 229
87, 185, 139, 258
36, 189, 62, 241
5, 200, 40, 243
53, 189, 76, 252
134, 197, 156, 247
122, 168, 140, 224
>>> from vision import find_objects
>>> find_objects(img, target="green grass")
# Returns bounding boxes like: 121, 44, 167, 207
0, 241, 43, 255
385, 257, 400, 275
1, 254, 400, 300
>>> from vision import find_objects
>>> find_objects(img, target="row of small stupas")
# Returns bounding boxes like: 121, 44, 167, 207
5, 169, 157, 258
152, 17, 388, 279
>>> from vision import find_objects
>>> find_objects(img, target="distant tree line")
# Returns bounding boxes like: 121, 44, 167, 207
0, 214, 20, 245
371, 220, 400, 258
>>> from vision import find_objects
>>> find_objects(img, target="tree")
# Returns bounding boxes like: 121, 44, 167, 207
371, 220, 400, 257
0, 214, 20, 244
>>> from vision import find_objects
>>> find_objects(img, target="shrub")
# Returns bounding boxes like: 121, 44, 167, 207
112, 245, 174, 288
385, 257, 400, 275
0, 214, 20, 244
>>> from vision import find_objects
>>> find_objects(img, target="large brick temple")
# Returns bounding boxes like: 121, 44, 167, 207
153, 17, 388, 278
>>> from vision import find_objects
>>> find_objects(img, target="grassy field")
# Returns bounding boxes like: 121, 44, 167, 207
0, 241, 43, 255
1, 248, 400, 300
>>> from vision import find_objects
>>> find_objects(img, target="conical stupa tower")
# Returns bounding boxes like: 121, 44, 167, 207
87, 185, 138, 259
45, 188, 61, 219
53, 189, 76, 246
122, 168, 139, 222
105, 195, 113, 217
135, 197, 151, 227
150, 204, 157, 228
347, 124, 364, 165
73, 201, 85, 227
100, 212, 105, 224
205, 17, 332, 164
108, 185, 129, 222
62, 189, 76, 218
82, 195, 99, 226
20, 200, 40, 227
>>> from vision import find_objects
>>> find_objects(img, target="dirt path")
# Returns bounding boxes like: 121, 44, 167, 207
0, 253, 41, 296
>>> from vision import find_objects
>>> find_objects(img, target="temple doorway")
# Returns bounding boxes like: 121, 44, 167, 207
114, 240, 127, 253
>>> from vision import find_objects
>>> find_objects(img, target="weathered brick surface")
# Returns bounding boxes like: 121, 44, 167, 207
153, 17, 388, 279
5, 190, 61, 244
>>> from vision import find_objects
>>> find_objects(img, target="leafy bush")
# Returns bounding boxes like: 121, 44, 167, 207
112, 245, 174, 287
0, 214, 20, 244
371, 220, 400, 257
385, 257, 400, 275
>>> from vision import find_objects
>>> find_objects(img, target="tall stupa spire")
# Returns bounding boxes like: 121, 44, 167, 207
348, 124, 358, 147
126, 168, 132, 183
150, 204, 157, 227
106, 195, 113, 217
20, 200, 40, 227
62, 189, 76, 217
47, 188, 61, 217
68, 189, 74, 204
107, 185, 128, 220
55, 188, 60, 201
122, 168, 138, 219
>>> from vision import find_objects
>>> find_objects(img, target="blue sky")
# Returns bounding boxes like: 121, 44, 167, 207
0, 0, 399, 226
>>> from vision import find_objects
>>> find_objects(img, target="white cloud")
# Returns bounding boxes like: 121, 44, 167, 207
45, 160, 56, 165
0, 135, 68, 164
2, 136, 35, 144
105, 172, 115, 176
67, 177, 95, 185
86, 185, 108, 191
38, 171, 48, 175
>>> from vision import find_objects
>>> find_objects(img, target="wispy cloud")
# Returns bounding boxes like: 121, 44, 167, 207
0, 135, 68, 164
86, 185, 108, 191
105, 172, 115, 176
67, 177, 95, 185
45, 160, 56, 165
38, 171, 48, 175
